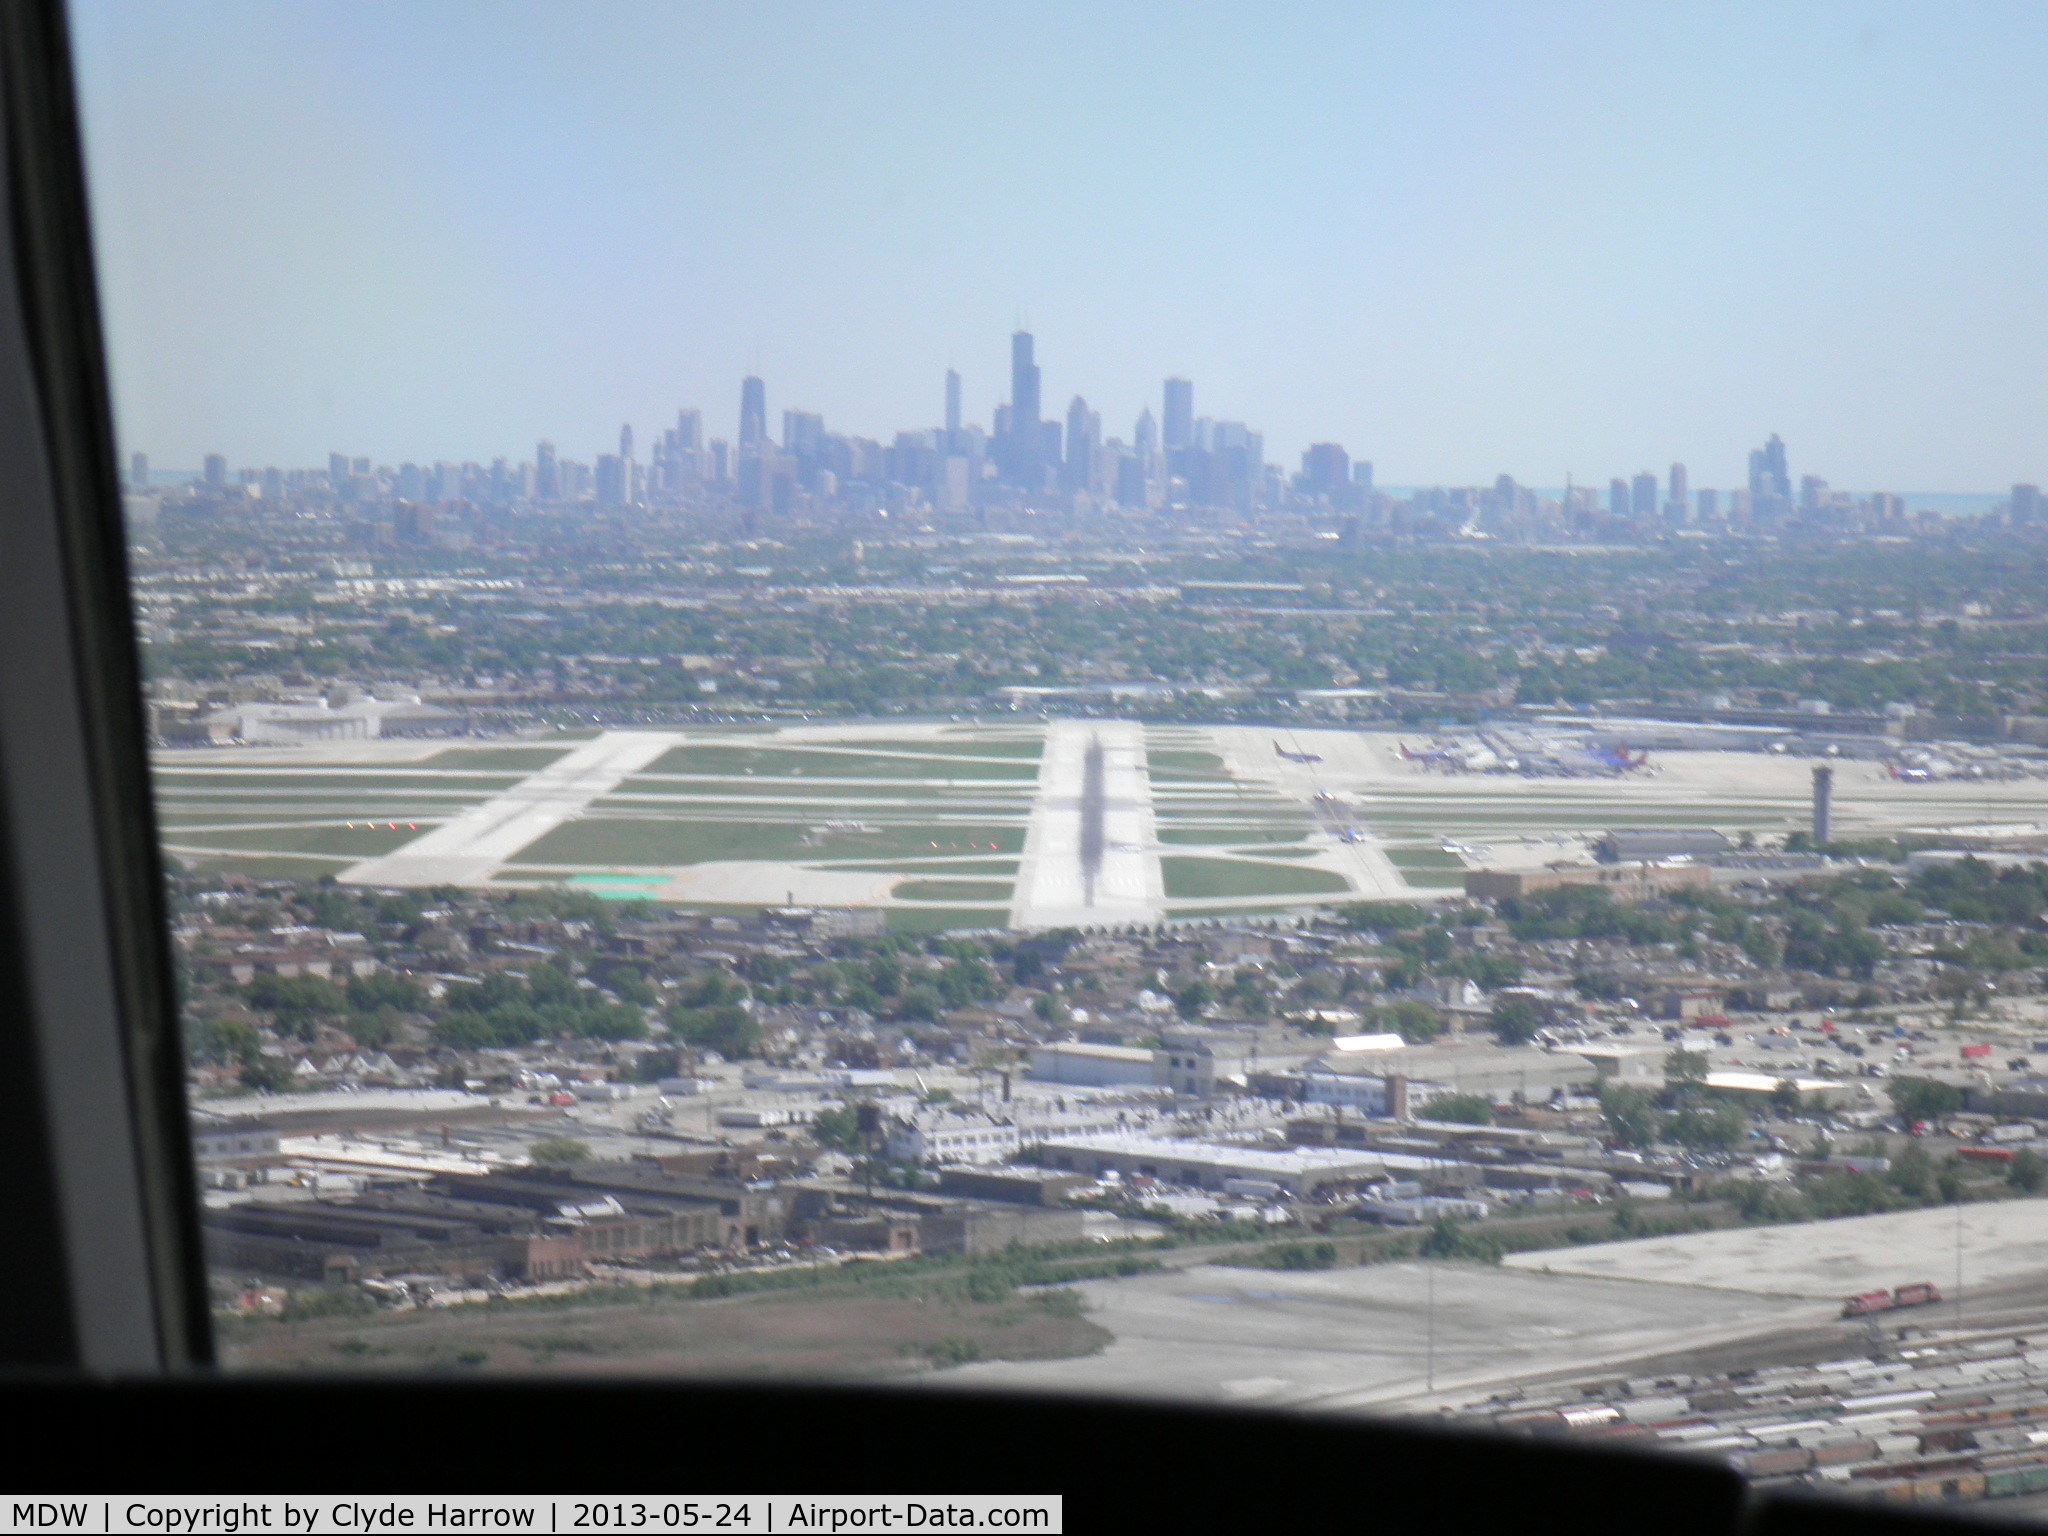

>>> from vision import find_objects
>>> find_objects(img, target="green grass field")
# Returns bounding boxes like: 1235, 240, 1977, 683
1384, 845, 1467, 870
161, 823, 419, 857
640, 746, 1039, 780
1161, 857, 1353, 899
892, 880, 1014, 903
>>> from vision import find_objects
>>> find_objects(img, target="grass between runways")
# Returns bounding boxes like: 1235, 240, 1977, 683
1160, 856, 1352, 899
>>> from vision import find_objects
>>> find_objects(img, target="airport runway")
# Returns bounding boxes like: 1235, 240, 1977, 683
1010, 721, 1163, 929
338, 730, 677, 888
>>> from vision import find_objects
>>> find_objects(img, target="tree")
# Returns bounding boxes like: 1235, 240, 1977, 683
1172, 979, 1215, 1020
2008, 1148, 2047, 1193
1771, 1079, 1804, 1119
1887, 1076, 1964, 1128
528, 1137, 590, 1167
240, 1055, 293, 1094
1664, 1049, 1710, 1090
347, 972, 427, 1014
245, 973, 347, 1034
1379, 999, 1442, 1044
1666, 1103, 1746, 1151
811, 1105, 863, 1153
1488, 994, 1550, 1045
668, 1002, 761, 1060
1599, 1084, 1663, 1149
1421, 1092, 1493, 1126
1888, 1139, 1936, 1201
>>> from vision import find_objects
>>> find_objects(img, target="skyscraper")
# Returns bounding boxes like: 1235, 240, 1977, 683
1749, 433, 1789, 500
1668, 463, 1688, 522
129, 451, 148, 490
203, 453, 226, 488
674, 409, 701, 451
1063, 395, 1100, 491
739, 377, 767, 454
1301, 443, 1350, 499
1631, 471, 1658, 520
2013, 484, 2043, 525
1162, 378, 1193, 451
1608, 478, 1629, 519
945, 369, 962, 437
535, 440, 557, 500
1133, 409, 1157, 457
783, 411, 825, 457
1010, 333, 1040, 434
1010, 334, 1040, 443
1004, 332, 1043, 487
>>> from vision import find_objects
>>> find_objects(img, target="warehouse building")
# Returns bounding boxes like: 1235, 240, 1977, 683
1036, 1133, 1386, 1198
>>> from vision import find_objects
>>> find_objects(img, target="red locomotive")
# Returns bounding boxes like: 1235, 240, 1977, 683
1842, 1282, 1943, 1318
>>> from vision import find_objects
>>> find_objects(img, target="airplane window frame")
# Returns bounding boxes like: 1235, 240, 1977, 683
0, 0, 210, 1372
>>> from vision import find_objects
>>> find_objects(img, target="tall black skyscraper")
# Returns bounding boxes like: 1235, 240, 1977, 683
1162, 378, 1193, 452
1010, 333, 1040, 436
739, 376, 767, 454
1004, 332, 1043, 487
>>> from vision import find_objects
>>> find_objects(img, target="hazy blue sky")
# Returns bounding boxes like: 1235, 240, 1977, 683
68, 1, 2048, 489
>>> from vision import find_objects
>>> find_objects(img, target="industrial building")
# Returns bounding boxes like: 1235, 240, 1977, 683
1296, 1042, 1601, 1117
1035, 1133, 1387, 1197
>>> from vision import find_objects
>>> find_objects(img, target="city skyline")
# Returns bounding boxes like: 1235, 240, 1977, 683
70, 2, 2048, 489
127, 334, 2021, 513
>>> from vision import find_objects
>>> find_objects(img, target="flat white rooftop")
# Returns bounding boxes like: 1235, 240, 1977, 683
1039, 1133, 1386, 1176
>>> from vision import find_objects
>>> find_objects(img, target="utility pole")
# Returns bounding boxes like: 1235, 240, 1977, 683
1955, 1202, 1965, 1341
1426, 1258, 1437, 1395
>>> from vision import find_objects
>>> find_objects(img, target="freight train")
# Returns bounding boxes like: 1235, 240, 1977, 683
1842, 1282, 1943, 1318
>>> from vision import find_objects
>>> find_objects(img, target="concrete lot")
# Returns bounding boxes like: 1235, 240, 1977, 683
933, 1257, 1827, 1411
1505, 1198, 2048, 1299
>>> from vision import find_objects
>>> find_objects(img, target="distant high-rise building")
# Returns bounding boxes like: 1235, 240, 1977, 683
1631, 471, 1658, 520
709, 440, 729, 484
1003, 332, 1044, 487
1748, 433, 1789, 499
739, 377, 767, 454
945, 369, 962, 437
535, 440, 558, 499
129, 451, 148, 490
1668, 463, 1688, 521
1696, 487, 1719, 521
1063, 396, 1099, 491
619, 424, 634, 463
783, 410, 825, 457
2014, 484, 2043, 525
1133, 408, 1157, 457
328, 452, 349, 488
1353, 461, 1374, 492
1800, 475, 1828, 513
1301, 443, 1350, 499
203, 453, 227, 488
1162, 378, 1193, 451
1608, 478, 1630, 519
595, 454, 625, 506
1010, 332, 1040, 435
674, 409, 701, 451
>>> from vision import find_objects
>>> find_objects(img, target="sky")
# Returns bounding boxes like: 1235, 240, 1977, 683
67, 1, 2048, 491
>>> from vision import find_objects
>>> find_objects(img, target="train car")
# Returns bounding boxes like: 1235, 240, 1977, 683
1844, 1289, 1896, 1317
1894, 1281, 1945, 1308
1959, 1145, 2017, 1166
